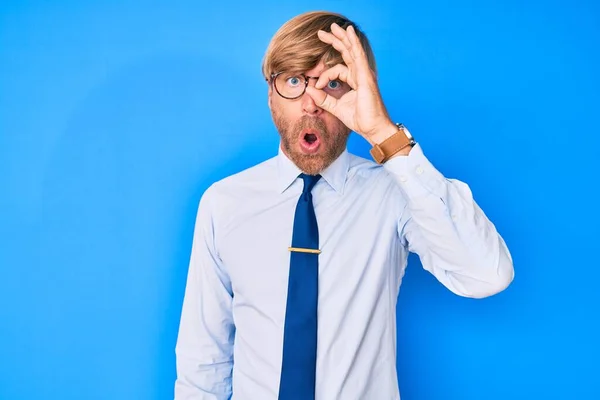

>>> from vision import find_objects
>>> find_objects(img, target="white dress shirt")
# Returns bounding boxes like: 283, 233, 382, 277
174, 142, 514, 400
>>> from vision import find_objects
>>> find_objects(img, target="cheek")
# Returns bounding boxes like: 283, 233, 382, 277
272, 104, 294, 133
273, 99, 303, 121
324, 115, 348, 135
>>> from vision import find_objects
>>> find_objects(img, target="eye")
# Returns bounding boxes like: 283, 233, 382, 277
327, 80, 342, 90
286, 76, 303, 87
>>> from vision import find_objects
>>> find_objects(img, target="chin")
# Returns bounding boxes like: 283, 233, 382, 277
292, 153, 329, 176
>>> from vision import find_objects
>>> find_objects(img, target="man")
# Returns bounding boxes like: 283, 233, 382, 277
174, 11, 514, 400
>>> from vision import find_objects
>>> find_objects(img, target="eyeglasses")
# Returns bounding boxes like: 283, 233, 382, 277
269, 72, 350, 100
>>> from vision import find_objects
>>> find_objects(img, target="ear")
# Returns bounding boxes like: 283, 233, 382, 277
267, 80, 273, 110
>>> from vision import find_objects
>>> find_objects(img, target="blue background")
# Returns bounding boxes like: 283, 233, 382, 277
1, 0, 599, 399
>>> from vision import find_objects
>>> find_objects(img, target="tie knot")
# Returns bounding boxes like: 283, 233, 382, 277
300, 173, 321, 196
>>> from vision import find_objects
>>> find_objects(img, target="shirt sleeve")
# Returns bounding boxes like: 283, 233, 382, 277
174, 188, 235, 399
384, 144, 514, 298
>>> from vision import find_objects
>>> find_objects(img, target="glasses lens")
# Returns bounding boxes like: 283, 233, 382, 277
275, 74, 305, 99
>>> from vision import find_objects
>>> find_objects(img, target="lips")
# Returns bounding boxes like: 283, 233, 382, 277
299, 129, 322, 154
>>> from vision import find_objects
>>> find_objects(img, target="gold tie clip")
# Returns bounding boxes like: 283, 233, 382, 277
288, 247, 321, 254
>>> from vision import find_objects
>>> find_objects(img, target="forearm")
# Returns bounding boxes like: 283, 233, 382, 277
174, 191, 235, 399
174, 268, 234, 399
385, 144, 514, 298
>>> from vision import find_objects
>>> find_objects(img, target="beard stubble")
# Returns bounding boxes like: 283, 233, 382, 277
272, 110, 350, 176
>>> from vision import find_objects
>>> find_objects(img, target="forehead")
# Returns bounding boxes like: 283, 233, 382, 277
278, 61, 347, 78
304, 62, 327, 76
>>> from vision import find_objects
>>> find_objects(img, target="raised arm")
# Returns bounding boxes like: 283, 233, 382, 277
386, 144, 514, 298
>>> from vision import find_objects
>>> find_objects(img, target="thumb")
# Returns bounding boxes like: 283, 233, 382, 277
305, 86, 337, 114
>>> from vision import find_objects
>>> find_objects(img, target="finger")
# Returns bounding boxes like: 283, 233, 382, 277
314, 64, 353, 90
330, 22, 353, 50
345, 25, 369, 64
317, 30, 355, 67
305, 86, 338, 114
345, 25, 373, 78
347, 25, 361, 48
330, 23, 365, 64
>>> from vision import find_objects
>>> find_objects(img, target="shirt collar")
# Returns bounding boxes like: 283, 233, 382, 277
276, 143, 349, 195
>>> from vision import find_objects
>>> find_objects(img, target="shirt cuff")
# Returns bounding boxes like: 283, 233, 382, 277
381, 143, 447, 199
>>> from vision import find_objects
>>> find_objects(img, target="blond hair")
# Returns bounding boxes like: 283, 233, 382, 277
261, 11, 377, 80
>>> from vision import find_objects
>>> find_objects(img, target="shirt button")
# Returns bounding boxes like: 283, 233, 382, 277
399, 175, 408, 182
451, 214, 458, 221
416, 166, 424, 175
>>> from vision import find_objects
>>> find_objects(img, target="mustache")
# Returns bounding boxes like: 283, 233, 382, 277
294, 116, 328, 135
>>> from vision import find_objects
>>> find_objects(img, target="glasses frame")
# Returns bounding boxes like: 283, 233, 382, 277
269, 72, 321, 100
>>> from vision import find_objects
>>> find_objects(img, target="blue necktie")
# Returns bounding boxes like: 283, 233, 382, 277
278, 173, 322, 400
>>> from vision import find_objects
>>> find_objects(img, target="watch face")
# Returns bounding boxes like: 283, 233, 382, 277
400, 125, 414, 140
396, 122, 413, 140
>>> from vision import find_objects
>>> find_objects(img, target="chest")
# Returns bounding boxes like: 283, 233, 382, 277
216, 187, 404, 304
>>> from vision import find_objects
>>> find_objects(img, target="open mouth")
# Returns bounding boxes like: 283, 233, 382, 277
304, 133, 318, 144
299, 130, 321, 153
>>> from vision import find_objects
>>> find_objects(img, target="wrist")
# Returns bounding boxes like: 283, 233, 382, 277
368, 121, 398, 146
368, 121, 415, 163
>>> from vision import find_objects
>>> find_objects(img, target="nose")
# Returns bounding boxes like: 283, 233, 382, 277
301, 80, 323, 116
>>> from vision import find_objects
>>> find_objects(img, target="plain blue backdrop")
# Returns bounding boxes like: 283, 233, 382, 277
1, 0, 599, 399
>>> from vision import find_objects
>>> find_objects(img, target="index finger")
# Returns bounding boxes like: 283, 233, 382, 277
314, 63, 354, 90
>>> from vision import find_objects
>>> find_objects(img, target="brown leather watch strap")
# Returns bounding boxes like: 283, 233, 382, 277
370, 128, 414, 164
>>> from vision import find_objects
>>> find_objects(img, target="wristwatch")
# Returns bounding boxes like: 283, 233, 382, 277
370, 123, 416, 164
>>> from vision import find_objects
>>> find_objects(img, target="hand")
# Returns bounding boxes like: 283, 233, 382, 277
305, 23, 398, 145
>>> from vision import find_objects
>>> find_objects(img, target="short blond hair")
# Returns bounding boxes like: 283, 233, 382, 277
261, 11, 377, 80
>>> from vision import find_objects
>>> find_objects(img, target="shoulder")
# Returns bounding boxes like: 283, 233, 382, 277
199, 154, 278, 210
346, 151, 398, 185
